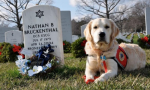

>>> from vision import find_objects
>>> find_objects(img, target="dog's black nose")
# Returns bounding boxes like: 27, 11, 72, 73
99, 32, 105, 38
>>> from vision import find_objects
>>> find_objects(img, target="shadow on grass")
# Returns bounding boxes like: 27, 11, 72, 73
118, 63, 150, 78
35, 65, 85, 80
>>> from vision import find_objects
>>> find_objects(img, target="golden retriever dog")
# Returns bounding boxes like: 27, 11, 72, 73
84, 18, 146, 83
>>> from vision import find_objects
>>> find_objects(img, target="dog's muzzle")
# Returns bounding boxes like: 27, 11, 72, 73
98, 32, 106, 42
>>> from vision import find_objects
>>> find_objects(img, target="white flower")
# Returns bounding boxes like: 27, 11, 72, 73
28, 66, 43, 76
18, 67, 27, 74
17, 55, 22, 60
16, 55, 31, 68
15, 59, 30, 68
16, 60, 25, 68
46, 63, 51, 68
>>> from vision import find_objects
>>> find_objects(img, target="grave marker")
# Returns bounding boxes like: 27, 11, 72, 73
61, 11, 72, 43
81, 24, 87, 37
72, 35, 79, 42
5, 30, 23, 45
0, 27, 18, 42
145, 7, 150, 35
22, 5, 64, 65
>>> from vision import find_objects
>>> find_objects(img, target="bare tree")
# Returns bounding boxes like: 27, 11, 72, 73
123, 0, 150, 32
0, 21, 10, 27
0, 0, 53, 30
110, 5, 129, 32
72, 15, 92, 35
77, 0, 132, 19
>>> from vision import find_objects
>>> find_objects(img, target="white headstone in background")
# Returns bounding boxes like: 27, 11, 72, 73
81, 24, 87, 37
61, 11, 72, 43
145, 7, 150, 35
0, 27, 18, 42
72, 35, 79, 42
5, 30, 23, 45
22, 5, 64, 65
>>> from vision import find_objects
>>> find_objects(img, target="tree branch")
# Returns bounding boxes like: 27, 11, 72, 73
108, 0, 120, 12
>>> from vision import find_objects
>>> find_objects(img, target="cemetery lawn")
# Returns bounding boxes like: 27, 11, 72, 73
126, 33, 131, 39
140, 33, 145, 38
0, 51, 150, 89
133, 33, 139, 44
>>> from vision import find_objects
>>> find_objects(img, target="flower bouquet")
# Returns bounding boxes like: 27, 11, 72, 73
138, 35, 150, 48
15, 44, 59, 76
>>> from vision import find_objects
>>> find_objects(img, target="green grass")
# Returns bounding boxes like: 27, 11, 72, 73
0, 52, 150, 89
126, 33, 131, 39
0, 33, 150, 89
133, 33, 139, 44
140, 33, 145, 38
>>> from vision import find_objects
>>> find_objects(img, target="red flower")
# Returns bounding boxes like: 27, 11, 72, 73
0, 52, 1, 55
13, 48, 18, 52
144, 36, 148, 42
0, 46, 3, 49
81, 40, 87, 47
12, 45, 21, 52
63, 42, 65, 46
12, 45, 25, 58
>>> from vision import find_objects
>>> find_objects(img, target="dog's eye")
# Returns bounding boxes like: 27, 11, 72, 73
105, 25, 109, 29
94, 26, 97, 29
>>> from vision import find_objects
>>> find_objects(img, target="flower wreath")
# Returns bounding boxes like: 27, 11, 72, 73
15, 44, 59, 76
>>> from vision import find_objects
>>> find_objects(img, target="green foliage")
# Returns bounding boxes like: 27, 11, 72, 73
18, 43, 24, 48
126, 33, 131, 39
0, 42, 17, 63
138, 35, 150, 49
137, 35, 150, 49
116, 39, 127, 44
138, 38, 147, 48
63, 40, 71, 53
71, 37, 86, 58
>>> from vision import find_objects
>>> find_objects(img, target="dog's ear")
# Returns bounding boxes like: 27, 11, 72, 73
84, 20, 93, 41
110, 19, 119, 40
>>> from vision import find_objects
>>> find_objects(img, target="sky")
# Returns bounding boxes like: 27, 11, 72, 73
52, 0, 141, 20
0, 0, 142, 27
53, 0, 78, 20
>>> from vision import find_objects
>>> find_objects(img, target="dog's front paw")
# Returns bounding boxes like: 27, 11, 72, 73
94, 77, 105, 83
85, 76, 94, 82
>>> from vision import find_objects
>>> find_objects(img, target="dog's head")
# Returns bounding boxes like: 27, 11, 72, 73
84, 18, 119, 51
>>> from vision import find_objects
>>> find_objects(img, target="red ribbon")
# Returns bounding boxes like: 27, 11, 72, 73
82, 75, 99, 84
82, 60, 108, 84
103, 61, 107, 73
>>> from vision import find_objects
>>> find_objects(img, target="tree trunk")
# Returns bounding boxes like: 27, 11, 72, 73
17, 24, 22, 31
105, 0, 109, 19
